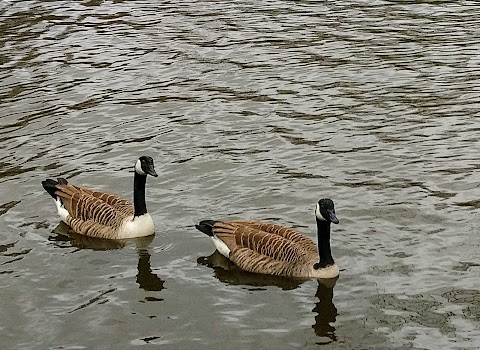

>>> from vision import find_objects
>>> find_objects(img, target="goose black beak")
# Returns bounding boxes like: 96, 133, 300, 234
147, 166, 158, 177
328, 210, 339, 224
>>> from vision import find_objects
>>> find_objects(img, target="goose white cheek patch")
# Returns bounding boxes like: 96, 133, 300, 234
135, 160, 146, 175
315, 204, 326, 221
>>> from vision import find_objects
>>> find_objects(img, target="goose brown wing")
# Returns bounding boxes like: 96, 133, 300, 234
67, 184, 133, 214
220, 220, 317, 254
64, 218, 121, 239
54, 184, 133, 227
213, 222, 312, 263
229, 247, 307, 277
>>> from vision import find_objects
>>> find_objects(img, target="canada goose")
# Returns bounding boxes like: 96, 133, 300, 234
42, 156, 158, 239
195, 198, 340, 279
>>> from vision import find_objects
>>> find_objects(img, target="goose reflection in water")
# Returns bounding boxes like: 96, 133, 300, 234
312, 278, 338, 344
49, 222, 165, 292
197, 250, 306, 290
136, 249, 164, 291
198, 250, 338, 341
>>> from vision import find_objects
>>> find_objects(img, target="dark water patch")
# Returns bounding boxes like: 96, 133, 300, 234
2, 248, 32, 258
144, 296, 164, 302
1, 256, 24, 265
455, 200, 480, 209
67, 287, 116, 314
452, 261, 480, 272
0, 241, 17, 253
0, 162, 36, 179
0, 201, 21, 216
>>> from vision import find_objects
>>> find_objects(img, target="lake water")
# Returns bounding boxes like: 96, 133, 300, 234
0, 1, 479, 349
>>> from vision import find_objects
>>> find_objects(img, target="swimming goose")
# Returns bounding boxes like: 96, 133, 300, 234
195, 198, 340, 279
42, 156, 158, 239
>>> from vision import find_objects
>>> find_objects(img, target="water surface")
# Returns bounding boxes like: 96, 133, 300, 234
0, 1, 479, 349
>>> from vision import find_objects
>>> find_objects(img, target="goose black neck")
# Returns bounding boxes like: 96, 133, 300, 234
315, 219, 335, 268
133, 172, 148, 217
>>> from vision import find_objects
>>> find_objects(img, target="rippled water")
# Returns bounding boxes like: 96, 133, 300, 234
1, 1, 479, 349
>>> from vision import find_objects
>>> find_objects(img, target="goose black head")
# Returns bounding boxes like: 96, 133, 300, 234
315, 198, 339, 224
135, 156, 158, 177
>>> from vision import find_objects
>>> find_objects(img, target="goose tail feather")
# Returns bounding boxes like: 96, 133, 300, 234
41, 178, 68, 199
41, 179, 59, 199
195, 220, 218, 237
